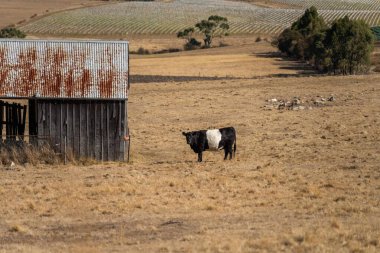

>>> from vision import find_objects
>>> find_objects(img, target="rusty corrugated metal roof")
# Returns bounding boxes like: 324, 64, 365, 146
0, 39, 129, 99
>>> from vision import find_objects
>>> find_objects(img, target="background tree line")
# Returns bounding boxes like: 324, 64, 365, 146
274, 6, 375, 75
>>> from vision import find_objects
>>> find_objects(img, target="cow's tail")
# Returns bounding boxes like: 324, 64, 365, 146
233, 135, 237, 158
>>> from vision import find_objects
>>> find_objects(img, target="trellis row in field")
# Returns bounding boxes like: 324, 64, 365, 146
20, 0, 380, 36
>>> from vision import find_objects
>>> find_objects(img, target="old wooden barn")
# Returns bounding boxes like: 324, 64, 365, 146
0, 39, 130, 161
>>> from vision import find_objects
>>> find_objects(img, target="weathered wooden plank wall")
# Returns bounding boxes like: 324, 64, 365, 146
30, 99, 127, 161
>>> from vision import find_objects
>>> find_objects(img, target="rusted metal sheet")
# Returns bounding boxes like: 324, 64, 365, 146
0, 39, 129, 99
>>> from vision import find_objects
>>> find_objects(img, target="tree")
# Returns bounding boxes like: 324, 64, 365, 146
274, 7, 326, 61
177, 27, 195, 44
0, 27, 26, 38
324, 16, 375, 74
307, 31, 327, 71
195, 15, 229, 48
177, 27, 201, 50
276, 28, 303, 57
291, 6, 327, 60
294, 7, 327, 61
291, 6, 327, 38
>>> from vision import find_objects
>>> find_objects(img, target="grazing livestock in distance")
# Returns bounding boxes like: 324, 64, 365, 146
182, 127, 236, 162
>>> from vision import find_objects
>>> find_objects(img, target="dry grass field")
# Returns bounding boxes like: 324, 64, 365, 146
1, 39, 380, 252
130, 38, 309, 78
0, 1, 379, 250
0, 0, 107, 28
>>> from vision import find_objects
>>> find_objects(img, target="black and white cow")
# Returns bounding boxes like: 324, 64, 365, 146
182, 127, 236, 162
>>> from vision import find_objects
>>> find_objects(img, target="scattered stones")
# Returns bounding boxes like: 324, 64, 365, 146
160, 220, 183, 226
328, 96, 335, 102
292, 105, 305, 111
264, 95, 336, 111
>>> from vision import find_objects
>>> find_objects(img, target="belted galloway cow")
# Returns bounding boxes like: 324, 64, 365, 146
182, 127, 236, 162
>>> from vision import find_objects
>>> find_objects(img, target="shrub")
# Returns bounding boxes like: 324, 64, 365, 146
371, 27, 380, 41
219, 41, 229, 47
154, 48, 181, 54
324, 16, 375, 74
184, 38, 201, 50
0, 27, 26, 38
137, 47, 150, 55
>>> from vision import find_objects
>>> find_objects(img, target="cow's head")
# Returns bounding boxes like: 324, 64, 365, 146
182, 131, 195, 145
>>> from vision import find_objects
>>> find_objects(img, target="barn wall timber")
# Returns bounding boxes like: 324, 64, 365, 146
30, 99, 127, 161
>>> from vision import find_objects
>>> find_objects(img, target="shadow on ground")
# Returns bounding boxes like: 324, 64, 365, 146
255, 52, 317, 75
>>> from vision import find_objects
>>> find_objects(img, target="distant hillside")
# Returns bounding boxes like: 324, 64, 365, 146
0, 0, 105, 28
20, 0, 380, 37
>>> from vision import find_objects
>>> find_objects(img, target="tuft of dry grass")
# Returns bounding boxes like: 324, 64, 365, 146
8, 224, 30, 234
0, 144, 60, 167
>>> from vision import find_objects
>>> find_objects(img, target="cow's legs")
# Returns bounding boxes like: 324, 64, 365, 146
224, 147, 229, 160
229, 144, 233, 160
224, 142, 233, 160
198, 152, 203, 162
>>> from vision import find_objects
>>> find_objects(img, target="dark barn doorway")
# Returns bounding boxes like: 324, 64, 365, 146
0, 100, 27, 144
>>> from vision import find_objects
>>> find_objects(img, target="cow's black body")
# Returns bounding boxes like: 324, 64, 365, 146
182, 127, 236, 162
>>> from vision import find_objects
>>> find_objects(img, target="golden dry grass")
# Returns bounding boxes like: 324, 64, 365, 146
1, 71, 380, 252
130, 39, 309, 78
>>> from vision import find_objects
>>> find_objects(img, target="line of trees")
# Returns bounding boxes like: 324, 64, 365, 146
273, 7, 375, 75
177, 15, 229, 50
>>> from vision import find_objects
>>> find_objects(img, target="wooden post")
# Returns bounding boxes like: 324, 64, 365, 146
86, 102, 89, 158
101, 102, 104, 161
64, 135, 67, 165
29, 99, 38, 146
12, 103, 18, 141
21, 105, 27, 140
6, 103, 9, 141
106, 102, 109, 161
0, 101, 3, 142
127, 128, 131, 163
